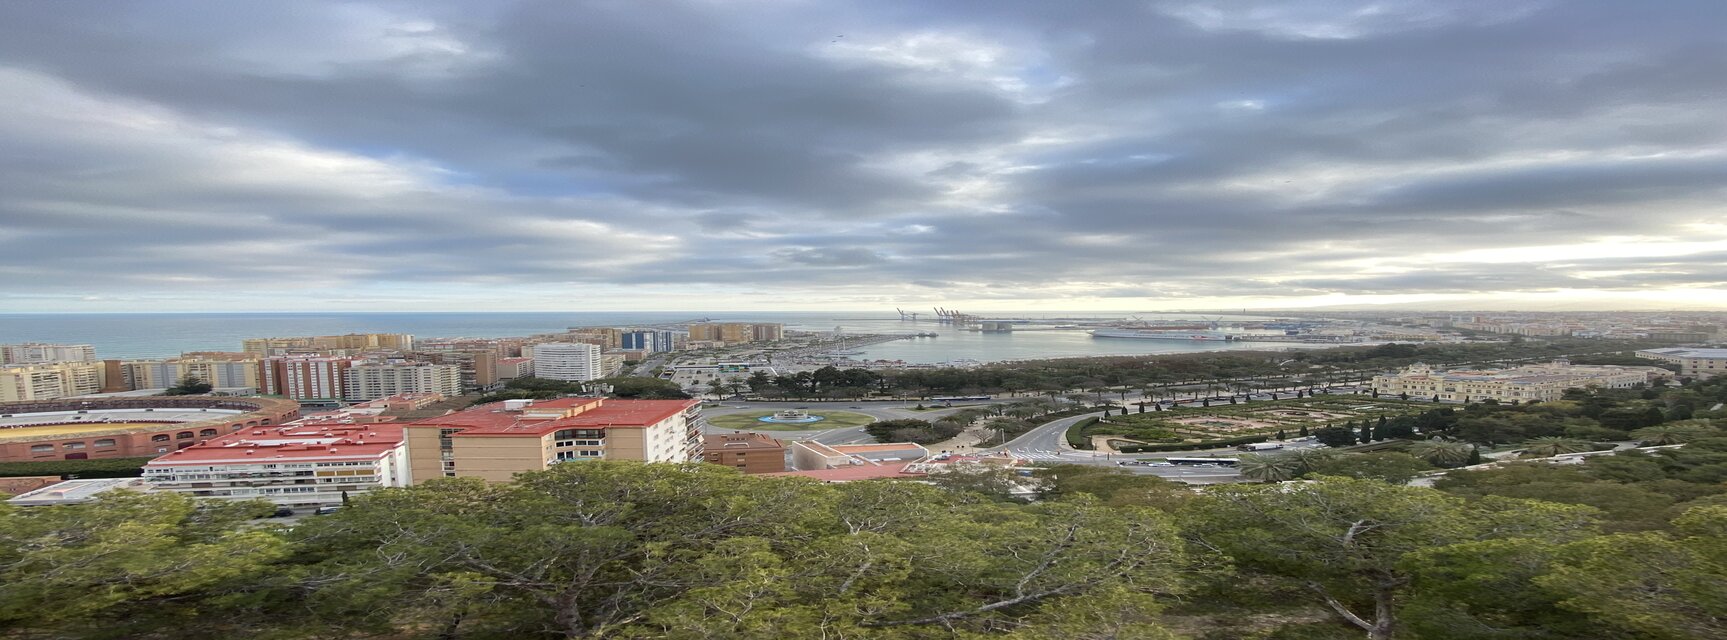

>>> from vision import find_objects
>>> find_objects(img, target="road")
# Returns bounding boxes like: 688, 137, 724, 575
702, 391, 1366, 484
698, 399, 996, 445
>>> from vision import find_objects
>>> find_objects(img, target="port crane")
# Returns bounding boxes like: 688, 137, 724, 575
896, 308, 920, 321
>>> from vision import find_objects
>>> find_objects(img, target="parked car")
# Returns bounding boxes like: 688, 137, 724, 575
269, 507, 294, 518
313, 506, 342, 516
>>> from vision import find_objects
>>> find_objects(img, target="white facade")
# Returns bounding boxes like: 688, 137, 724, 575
0, 343, 97, 365
345, 362, 462, 401
144, 419, 410, 508
532, 342, 602, 382
143, 441, 409, 508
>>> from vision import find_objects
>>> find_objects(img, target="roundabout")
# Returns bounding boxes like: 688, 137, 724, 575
706, 410, 875, 431
758, 409, 823, 424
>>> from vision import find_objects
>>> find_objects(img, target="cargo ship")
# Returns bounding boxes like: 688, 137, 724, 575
1089, 329, 1240, 341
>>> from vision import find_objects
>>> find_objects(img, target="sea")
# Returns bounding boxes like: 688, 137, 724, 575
0, 312, 1316, 365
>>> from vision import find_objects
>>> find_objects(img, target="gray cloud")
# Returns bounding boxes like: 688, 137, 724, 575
0, 0, 1725, 311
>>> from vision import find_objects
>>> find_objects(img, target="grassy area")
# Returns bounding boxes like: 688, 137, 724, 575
706, 411, 876, 431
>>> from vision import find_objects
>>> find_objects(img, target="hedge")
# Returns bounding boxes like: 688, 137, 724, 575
1066, 417, 1099, 449
1116, 434, 1269, 453
0, 457, 155, 479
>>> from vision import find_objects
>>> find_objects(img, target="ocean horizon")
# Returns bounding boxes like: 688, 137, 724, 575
0, 311, 1290, 364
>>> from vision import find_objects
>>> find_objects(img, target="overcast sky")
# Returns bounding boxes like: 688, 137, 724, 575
1, 0, 1724, 313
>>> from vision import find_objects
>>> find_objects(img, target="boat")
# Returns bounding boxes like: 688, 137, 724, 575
1090, 329, 1240, 341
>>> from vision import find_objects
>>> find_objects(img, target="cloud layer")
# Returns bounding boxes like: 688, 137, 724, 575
1, 0, 1724, 311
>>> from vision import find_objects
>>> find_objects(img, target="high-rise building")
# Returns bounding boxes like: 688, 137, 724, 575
401, 397, 703, 482
620, 330, 657, 352
259, 355, 360, 402
241, 333, 414, 357
0, 361, 105, 401
345, 362, 462, 402
686, 323, 783, 344
126, 356, 261, 391
532, 343, 602, 382
412, 350, 498, 391
0, 343, 97, 365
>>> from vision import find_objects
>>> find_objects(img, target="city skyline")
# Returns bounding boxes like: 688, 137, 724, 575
2, 1, 1726, 313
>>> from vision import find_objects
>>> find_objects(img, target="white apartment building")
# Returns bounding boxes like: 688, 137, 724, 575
1636, 348, 1727, 378
532, 342, 602, 382
143, 421, 409, 508
0, 361, 105, 402
344, 362, 462, 401
0, 343, 97, 365
260, 355, 358, 402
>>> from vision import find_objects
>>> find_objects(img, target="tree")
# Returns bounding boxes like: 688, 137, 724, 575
1298, 425, 1310, 438
1236, 453, 1300, 483
1519, 437, 1595, 458
594, 376, 691, 399
864, 418, 939, 443
1359, 422, 1374, 443
1312, 426, 1357, 448
286, 462, 1191, 639
1187, 477, 1599, 640
1536, 506, 1727, 639
1408, 440, 1474, 467
1631, 422, 1720, 446
0, 492, 285, 637
163, 375, 213, 396
1307, 452, 1432, 484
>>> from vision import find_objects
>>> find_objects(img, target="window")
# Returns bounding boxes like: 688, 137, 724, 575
94, 439, 116, 448
176, 431, 194, 440
30, 444, 52, 453
152, 434, 171, 442
199, 429, 218, 437
63, 442, 86, 450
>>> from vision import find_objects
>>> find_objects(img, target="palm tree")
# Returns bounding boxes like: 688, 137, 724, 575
1283, 448, 1339, 474
1237, 453, 1300, 483
1519, 437, 1594, 458
1630, 423, 1716, 446
1408, 440, 1474, 467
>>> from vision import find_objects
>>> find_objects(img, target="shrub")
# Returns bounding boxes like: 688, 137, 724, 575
0, 457, 155, 479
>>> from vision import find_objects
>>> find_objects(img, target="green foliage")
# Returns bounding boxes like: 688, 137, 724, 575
0, 456, 155, 478
1307, 451, 1433, 484
163, 375, 212, 396
1187, 477, 1600, 639
0, 492, 284, 637
864, 418, 956, 444
1115, 434, 1268, 453
594, 376, 692, 399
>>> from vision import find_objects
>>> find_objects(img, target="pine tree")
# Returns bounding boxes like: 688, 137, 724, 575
1359, 423, 1373, 443
1466, 446, 1483, 465
1299, 425, 1310, 437
1276, 429, 1287, 440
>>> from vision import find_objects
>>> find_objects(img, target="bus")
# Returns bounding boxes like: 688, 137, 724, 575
930, 395, 992, 402
1165, 457, 1240, 467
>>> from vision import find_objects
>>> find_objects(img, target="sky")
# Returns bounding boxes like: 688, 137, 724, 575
1, 0, 1725, 313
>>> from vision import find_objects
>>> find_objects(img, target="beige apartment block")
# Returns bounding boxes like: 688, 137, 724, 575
401, 397, 702, 483
1372, 361, 1668, 403
1636, 348, 1727, 378
0, 361, 105, 401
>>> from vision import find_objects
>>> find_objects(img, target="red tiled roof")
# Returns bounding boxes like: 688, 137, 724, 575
403, 399, 697, 438
145, 422, 406, 466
